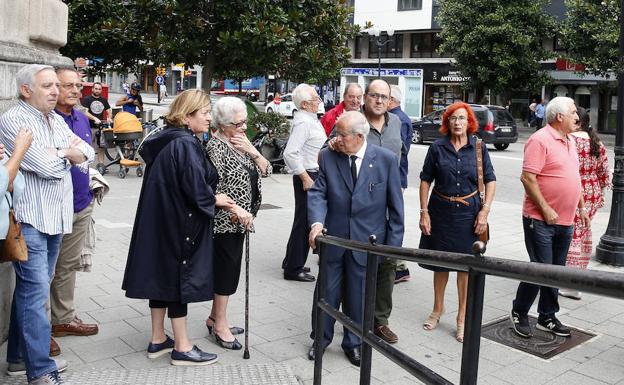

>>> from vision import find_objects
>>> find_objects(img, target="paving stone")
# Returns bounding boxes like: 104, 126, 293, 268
489, 361, 557, 385
88, 305, 143, 323
70, 337, 134, 363
548, 372, 609, 385
0, 363, 299, 385
574, 357, 624, 383
88, 320, 140, 342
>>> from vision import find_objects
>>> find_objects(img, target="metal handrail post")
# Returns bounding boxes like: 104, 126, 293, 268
313, 234, 328, 385
459, 241, 487, 385
360, 235, 379, 385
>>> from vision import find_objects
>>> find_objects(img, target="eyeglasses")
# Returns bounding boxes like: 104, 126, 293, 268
228, 120, 247, 129
60, 83, 83, 91
448, 116, 468, 123
305, 97, 322, 104
366, 93, 389, 102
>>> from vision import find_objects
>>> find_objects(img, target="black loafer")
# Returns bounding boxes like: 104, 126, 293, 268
284, 272, 315, 282
344, 347, 361, 367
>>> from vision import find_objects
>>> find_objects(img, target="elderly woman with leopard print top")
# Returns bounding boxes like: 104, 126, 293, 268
205, 96, 271, 350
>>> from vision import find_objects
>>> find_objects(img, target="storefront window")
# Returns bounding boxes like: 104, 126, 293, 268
404, 77, 422, 118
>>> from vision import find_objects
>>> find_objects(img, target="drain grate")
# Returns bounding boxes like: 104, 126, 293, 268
259, 203, 282, 210
481, 315, 596, 359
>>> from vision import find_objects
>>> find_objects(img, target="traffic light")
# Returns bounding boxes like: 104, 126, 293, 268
184, 69, 192, 77
156, 67, 166, 76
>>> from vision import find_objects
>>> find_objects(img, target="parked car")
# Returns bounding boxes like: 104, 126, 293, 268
265, 93, 325, 118
411, 104, 518, 150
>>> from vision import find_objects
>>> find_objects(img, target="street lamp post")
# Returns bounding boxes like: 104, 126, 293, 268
367, 27, 395, 78
596, 0, 624, 265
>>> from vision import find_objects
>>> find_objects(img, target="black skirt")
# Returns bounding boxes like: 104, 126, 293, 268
213, 232, 245, 295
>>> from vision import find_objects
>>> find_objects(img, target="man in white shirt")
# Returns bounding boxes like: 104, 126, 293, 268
282, 83, 327, 282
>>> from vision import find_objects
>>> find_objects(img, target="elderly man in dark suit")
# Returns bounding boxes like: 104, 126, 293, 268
307, 110, 404, 366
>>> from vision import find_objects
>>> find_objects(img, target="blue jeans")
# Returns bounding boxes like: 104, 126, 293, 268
7, 224, 62, 381
513, 217, 573, 319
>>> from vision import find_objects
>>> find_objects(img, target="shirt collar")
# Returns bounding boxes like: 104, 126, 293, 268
352, 140, 367, 159
361, 106, 390, 128
18, 99, 55, 120
544, 124, 570, 142
54, 107, 76, 119
299, 110, 317, 119
442, 134, 476, 151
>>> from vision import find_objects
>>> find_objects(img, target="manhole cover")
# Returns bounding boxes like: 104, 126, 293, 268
259, 203, 282, 210
481, 315, 596, 359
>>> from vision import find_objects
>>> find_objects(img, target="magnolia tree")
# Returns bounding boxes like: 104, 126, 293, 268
62, 0, 358, 90
561, 0, 620, 75
436, 0, 557, 96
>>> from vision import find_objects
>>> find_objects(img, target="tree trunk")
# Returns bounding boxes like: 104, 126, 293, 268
201, 55, 216, 93
239, 79, 243, 95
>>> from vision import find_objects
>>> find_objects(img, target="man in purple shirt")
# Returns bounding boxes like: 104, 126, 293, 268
50, 68, 99, 348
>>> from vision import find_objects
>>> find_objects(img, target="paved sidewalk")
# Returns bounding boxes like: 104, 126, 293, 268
1, 154, 624, 384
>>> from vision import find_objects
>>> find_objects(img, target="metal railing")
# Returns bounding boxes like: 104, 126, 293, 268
312, 233, 624, 385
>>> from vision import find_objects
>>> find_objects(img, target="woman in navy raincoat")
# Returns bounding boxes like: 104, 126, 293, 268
122, 90, 234, 365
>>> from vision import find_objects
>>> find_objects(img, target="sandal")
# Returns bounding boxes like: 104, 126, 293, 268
456, 323, 464, 343
423, 310, 443, 330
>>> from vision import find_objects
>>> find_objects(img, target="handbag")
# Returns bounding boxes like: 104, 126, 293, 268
0, 194, 28, 263
475, 139, 490, 244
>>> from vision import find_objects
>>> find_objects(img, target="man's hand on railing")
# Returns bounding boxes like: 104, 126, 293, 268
309, 223, 323, 249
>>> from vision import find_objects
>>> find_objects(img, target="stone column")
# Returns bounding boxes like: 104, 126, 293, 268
0, 0, 73, 343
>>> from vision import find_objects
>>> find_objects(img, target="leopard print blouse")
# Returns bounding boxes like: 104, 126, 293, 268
206, 136, 272, 233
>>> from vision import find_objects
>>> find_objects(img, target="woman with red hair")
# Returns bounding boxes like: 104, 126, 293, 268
418, 102, 496, 342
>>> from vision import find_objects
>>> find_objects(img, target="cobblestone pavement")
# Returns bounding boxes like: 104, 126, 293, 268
1, 145, 624, 385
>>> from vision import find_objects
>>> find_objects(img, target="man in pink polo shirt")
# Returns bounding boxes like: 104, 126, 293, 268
510, 96, 590, 339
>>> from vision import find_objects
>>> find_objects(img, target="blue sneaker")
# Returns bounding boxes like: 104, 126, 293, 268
147, 335, 174, 359
171, 345, 218, 366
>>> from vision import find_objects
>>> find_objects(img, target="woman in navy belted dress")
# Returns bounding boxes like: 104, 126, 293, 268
418, 102, 496, 342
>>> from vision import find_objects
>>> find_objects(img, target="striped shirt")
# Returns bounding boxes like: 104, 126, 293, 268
0, 100, 95, 235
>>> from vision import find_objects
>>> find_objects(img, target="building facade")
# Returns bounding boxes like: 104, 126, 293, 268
0, 0, 73, 343
343, 0, 616, 132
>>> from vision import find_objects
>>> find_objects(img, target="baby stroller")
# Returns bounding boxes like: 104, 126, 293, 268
95, 112, 144, 179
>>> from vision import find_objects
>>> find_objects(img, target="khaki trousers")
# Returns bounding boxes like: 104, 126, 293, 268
50, 200, 95, 325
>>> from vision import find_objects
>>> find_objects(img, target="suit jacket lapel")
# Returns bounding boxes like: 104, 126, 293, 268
336, 152, 354, 192
354, 145, 376, 192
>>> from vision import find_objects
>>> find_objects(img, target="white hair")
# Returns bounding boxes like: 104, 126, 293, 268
390, 85, 403, 103
212, 96, 247, 128
338, 110, 369, 136
343, 82, 363, 97
292, 83, 313, 109
16, 64, 54, 98
545, 97, 574, 124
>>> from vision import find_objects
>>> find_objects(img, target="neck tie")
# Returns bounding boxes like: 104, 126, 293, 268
350, 155, 358, 185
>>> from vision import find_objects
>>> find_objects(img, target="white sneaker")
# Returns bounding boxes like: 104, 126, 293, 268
29, 370, 70, 385
559, 289, 582, 300
7, 358, 68, 376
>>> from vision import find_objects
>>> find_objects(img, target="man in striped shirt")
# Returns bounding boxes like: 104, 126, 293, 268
0, 64, 94, 385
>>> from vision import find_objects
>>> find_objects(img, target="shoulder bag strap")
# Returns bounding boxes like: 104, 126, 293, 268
475, 138, 485, 205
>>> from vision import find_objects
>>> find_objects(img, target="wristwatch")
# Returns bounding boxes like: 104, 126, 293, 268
57, 149, 66, 159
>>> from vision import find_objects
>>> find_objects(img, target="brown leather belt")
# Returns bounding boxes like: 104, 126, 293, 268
433, 190, 478, 206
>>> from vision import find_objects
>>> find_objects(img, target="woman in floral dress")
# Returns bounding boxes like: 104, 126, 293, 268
560, 107, 611, 300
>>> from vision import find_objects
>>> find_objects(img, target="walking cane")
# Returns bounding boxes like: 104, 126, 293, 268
243, 230, 250, 359
231, 213, 251, 359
